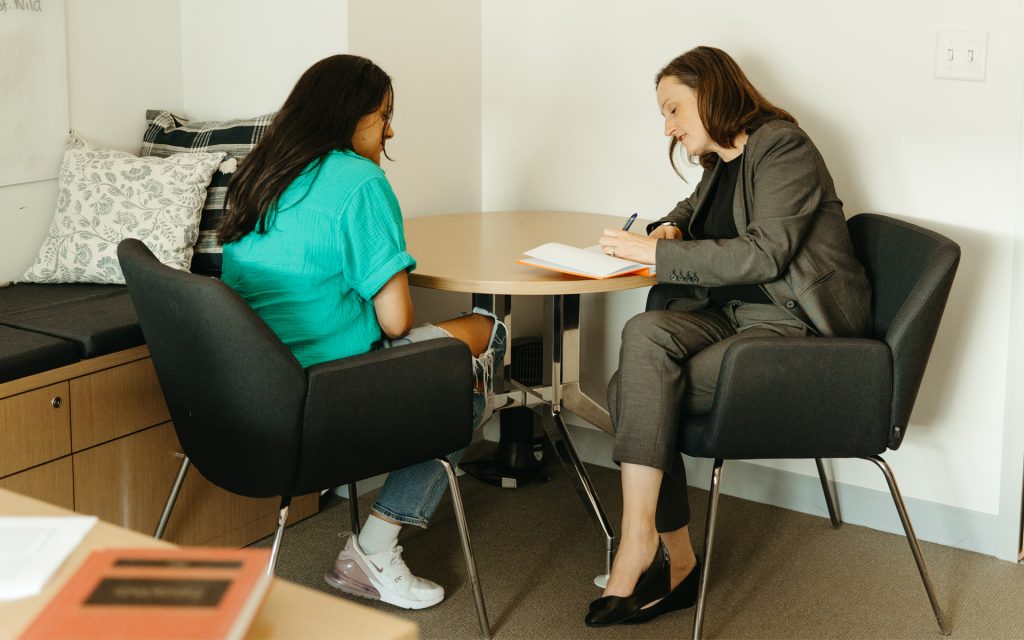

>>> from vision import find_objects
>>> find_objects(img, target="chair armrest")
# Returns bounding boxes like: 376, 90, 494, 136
290, 337, 474, 494
684, 337, 893, 459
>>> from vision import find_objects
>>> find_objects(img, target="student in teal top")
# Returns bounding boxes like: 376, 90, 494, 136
220, 54, 505, 611
223, 148, 415, 368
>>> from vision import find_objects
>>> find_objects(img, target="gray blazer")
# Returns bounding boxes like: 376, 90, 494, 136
650, 119, 871, 338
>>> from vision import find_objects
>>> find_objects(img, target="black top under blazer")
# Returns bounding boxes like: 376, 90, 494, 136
650, 120, 872, 338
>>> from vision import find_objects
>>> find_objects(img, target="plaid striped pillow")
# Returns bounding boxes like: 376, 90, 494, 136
141, 109, 274, 276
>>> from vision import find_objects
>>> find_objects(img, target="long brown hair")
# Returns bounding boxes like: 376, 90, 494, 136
656, 46, 795, 172
220, 54, 394, 244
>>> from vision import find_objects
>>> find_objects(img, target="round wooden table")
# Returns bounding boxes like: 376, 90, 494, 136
404, 211, 654, 295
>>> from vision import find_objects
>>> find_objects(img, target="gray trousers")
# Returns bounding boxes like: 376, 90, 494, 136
608, 301, 808, 532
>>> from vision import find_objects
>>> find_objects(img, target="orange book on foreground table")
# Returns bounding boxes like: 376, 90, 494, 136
19, 547, 272, 640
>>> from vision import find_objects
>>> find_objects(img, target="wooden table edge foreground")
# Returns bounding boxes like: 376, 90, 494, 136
0, 488, 418, 640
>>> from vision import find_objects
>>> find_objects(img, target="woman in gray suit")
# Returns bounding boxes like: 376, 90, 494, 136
586, 46, 871, 626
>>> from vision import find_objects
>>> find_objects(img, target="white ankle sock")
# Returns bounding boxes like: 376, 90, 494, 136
358, 515, 401, 555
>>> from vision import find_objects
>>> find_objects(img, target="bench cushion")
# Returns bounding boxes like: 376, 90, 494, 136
0, 283, 126, 314
0, 284, 143, 358
0, 325, 80, 384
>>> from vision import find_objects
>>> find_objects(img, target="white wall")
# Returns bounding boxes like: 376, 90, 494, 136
482, 0, 1024, 551
65, 0, 184, 152
0, 0, 184, 281
348, 0, 482, 323
180, 0, 347, 121
1001, 95, 1024, 557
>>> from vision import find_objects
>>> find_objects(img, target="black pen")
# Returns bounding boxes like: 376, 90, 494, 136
622, 212, 638, 231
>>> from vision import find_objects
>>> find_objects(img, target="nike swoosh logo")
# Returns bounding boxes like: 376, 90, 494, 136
368, 560, 385, 573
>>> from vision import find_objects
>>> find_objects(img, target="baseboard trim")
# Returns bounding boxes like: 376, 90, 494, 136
550, 420, 1000, 558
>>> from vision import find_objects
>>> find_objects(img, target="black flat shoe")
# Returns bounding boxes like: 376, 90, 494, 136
585, 542, 670, 627
626, 557, 702, 624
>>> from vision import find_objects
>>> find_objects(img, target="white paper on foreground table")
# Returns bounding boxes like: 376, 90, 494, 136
0, 516, 97, 600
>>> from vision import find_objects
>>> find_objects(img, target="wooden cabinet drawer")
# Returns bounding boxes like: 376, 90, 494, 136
70, 357, 170, 451
73, 422, 184, 536
0, 351, 317, 548
0, 457, 74, 510
0, 382, 70, 477
73, 422, 316, 546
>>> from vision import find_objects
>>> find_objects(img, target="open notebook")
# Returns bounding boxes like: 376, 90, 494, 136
518, 243, 655, 279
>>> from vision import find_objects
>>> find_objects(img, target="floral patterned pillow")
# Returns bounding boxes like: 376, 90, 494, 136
21, 134, 225, 284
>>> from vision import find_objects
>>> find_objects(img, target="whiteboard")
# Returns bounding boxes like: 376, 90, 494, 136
0, 0, 69, 187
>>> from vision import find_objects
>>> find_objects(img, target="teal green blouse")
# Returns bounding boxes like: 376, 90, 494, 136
222, 150, 416, 368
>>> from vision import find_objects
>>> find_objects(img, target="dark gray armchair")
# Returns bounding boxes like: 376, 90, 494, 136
117, 239, 491, 639
647, 213, 959, 638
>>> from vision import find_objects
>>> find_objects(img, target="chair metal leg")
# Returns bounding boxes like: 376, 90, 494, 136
436, 458, 491, 640
693, 459, 724, 640
863, 455, 951, 636
815, 458, 842, 528
348, 482, 361, 535
267, 497, 291, 577
153, 454, 190, 540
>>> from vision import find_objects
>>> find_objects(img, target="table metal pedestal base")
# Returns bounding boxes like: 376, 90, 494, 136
474, 292, 616, 588
536, 407, 615, 588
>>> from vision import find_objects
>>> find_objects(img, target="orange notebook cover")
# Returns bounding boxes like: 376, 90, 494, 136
20, 547, 272, 640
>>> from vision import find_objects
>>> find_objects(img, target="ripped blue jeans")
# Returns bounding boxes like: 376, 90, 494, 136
369, 308, 506, 528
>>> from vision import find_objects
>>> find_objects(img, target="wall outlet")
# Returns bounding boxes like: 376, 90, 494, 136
934, 29, 988, 82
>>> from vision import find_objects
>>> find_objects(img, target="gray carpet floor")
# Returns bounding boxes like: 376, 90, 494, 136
255, 448, 1024, 639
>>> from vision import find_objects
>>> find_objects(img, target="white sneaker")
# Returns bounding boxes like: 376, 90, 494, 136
324, 533, 444, 610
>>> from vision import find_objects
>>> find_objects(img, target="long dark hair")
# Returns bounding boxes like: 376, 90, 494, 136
656, 46, 795, 172
220, 54, 394, 244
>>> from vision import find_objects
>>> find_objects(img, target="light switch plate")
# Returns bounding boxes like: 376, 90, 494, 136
935, 29, 988, 81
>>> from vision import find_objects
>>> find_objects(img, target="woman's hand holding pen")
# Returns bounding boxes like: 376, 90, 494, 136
599, 213, 682, 264
599, 228, 659, 264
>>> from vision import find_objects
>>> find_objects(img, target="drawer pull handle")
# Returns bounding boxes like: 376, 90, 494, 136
51, 396, 62, 409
